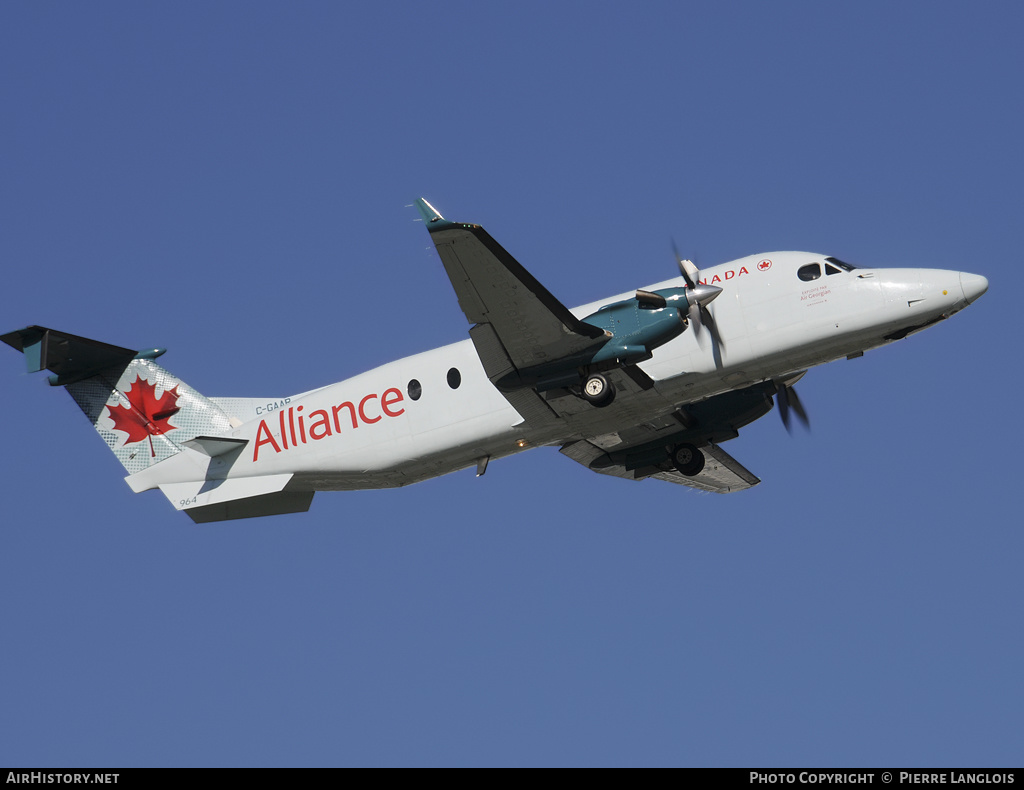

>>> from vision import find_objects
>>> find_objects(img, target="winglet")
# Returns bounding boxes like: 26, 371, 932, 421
414, 197, 445, 224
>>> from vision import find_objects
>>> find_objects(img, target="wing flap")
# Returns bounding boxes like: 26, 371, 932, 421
468, 322, 517, 386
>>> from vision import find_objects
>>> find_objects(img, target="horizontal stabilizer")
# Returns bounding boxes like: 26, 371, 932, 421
159, 473, 313, 522
185, 491, 314, 523
1, 325, 163, 385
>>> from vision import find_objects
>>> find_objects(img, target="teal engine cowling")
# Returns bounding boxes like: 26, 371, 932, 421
581, 287, 691, 366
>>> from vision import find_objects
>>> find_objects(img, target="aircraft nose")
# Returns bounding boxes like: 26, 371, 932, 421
960, 272, 989, 304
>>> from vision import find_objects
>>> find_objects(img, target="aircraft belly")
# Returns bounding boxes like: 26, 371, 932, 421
290, 424, 523, 491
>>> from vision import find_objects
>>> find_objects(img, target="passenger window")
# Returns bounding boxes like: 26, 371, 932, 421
798, 263, 822, 282
407, 379, 422, 401
826, 263, 842, 276
447, 368, 461, 389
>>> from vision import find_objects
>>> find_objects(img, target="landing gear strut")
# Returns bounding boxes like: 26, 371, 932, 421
671, 443, 705, 476
582, 373, 615, 408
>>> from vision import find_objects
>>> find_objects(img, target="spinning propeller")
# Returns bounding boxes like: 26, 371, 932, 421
672, 241, 726, 364
668, 241, 810, 432
774, 374, 811, 433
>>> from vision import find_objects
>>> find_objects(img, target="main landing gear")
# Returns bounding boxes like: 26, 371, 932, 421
582, 373, 615, 408
671, 443, 705, 476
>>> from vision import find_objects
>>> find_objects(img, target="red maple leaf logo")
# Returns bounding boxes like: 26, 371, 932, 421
106, 376, 181, 456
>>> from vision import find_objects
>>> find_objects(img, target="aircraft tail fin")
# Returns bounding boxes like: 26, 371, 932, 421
2, 326, 236, 476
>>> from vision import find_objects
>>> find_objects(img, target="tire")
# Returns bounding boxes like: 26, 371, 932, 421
672, 443, 705, 476
582, 374, 615, 407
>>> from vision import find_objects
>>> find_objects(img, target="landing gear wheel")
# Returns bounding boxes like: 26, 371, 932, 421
582, 373, 615, 408
672, 443, 705, 476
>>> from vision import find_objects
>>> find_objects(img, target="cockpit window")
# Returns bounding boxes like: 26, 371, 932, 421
825, 256, 857, 271
798, 263, 822, 282
825, 263, 842, 276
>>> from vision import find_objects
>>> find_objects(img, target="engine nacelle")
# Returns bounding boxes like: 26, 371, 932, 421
581, 287, 690, 366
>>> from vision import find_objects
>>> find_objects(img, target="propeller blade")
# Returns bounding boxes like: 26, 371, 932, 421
777, 383, 791, 432
690, 303, 705, 343
680, 258, 701, 290
671, 238, 699, 290
788, 386, 810, 429
701, 304, 725, 350
775, 381, 810, 433
671, 241, 723, 361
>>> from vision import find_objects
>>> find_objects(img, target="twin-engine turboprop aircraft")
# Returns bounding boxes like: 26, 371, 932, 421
3, 199, 989, 522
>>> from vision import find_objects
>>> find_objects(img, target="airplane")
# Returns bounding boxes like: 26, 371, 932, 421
2, 198, 989, 522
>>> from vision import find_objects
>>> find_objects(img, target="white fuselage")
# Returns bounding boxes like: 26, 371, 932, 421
138, 252, 986, 495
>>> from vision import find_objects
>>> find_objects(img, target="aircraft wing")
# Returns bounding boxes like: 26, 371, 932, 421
560, 437, 761, 494
416, 199, 609, 388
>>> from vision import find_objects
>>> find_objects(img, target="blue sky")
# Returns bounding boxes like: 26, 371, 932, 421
1, 1, 1020, 767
